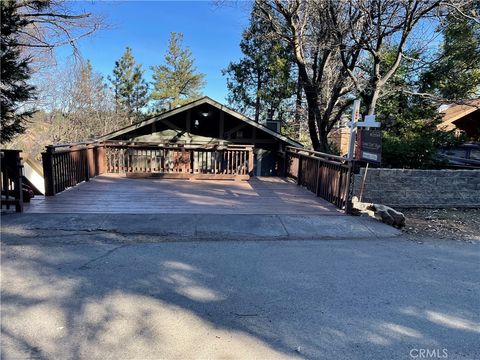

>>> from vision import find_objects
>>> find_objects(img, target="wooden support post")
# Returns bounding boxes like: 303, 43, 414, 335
16, 157, 23, 212
86, 144, 96, 178
219, 111, 224, 145
186, 109, 192, 144
42, 146, 55, 196
248, 147, 254, 177
97, 144, 106, 174
84, 147, 90, 182
344, 161, 353, 214
337, 167, 343, 203
186, 109, 191, 133
297, 154, 303, 185
315, 159, 321, 196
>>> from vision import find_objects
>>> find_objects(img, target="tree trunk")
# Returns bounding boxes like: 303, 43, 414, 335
304, 90, 321, 151
254, 74, 262, 123
315, 106, 329, 153
294, 74, 302, 139
368, 60, 382, 115
368, 88, 380, 115
254, 94, 261, 123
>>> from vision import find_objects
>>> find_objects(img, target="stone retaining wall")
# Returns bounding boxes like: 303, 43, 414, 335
353, 168, 480, 208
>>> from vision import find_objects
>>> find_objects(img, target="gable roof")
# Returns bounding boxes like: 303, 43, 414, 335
438, 99, 480, 131
97, 96, 303, 147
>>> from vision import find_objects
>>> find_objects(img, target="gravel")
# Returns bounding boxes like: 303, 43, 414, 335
401, 208, 480, 241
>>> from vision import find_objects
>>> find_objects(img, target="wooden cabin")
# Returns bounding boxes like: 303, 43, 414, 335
438, 100, 480, 140
98, 97, 303, 176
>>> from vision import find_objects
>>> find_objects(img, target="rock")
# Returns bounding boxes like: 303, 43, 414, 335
352, 197, 406, 228
352, 196, 372, 211
367, 204, 406, 228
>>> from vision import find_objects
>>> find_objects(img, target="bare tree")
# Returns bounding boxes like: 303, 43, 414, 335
442, 0, 480, 25
9, 0, 104, 73
347, 0, 446, 114
33, 60, 117, 143
258, 0, 472, 151
257, 0, 363, 151
13, 0, 102, 49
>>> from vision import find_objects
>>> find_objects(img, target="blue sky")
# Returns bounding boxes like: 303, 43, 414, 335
57, 1, 252, 102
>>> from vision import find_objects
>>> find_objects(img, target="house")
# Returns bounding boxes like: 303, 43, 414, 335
438, 99, 480, 140
98, 97, 303, 176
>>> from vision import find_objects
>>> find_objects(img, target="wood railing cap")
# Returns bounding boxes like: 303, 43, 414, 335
286, 146, 350, 163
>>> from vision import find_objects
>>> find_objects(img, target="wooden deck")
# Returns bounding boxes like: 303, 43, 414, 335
24, 175, 342, 215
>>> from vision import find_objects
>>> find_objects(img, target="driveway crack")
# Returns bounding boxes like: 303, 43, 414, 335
77, 244, 128, 270
276, 215, 290, 238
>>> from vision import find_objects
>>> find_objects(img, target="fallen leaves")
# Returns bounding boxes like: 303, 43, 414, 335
401, 208, 480, 241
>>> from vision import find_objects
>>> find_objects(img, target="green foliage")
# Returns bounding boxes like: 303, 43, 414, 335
379, 96, 462, 168
0, 2, 36, 144
382, 130, 450, 169
109, 47, 149, 124
151, 32, 206, 111
421, 3, 480, 100
373, 44, 466, 169
223, 4, 295, 122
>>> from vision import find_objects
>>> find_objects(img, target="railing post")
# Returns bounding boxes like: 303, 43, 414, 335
84, 147, 90, 182
282, 150, 288, 177
97, 143, 106, 174
337, 166, 343, 204
181, 147, 187, 173
86, 143, 96, 178
344, 161, 354, 214
315, 159, 321, 196
248, 147, 254, 177
1, 150, 24, 212
190, 149, 194, 174
42, 146, 55, 196
13, 151, 23, 212
297, 152, 302, 185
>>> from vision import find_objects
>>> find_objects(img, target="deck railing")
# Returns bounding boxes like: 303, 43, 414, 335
1, 150, 24, 212
42, 142, 254, 195
104, 143, 253, 179
42, 143, 106, 196
283, 146, 354, 213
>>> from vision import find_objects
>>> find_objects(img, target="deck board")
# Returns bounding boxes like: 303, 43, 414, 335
24, 175, 342, 215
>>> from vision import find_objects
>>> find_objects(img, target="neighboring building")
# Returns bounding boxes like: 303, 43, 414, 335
328, 127, 350, 156
438, 100, 480, 140
98, 97, 303, 176
330, 100, 480, 157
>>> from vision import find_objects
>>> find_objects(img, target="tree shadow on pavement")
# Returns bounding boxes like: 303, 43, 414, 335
1, 232, 479, 359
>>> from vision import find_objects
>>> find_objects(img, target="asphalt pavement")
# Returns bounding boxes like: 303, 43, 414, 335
1, 213, 479, 359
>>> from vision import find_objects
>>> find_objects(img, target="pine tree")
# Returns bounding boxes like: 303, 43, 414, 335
223, 4, 295, 123
151, 32, 206, 111
109, 47, 149, 124
421, 2, 480, 100
1, 2, 36, 144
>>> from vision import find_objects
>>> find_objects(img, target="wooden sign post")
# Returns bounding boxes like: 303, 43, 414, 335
346, 102, 382, 201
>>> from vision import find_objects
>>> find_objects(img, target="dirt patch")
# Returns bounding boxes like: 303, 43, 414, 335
401, 208, 480, 241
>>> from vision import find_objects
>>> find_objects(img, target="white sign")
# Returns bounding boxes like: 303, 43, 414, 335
362, 152, 379, 161
348, 114, 381, 129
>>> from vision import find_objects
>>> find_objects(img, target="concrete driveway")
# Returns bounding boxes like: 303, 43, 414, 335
1, 219, 479, 359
